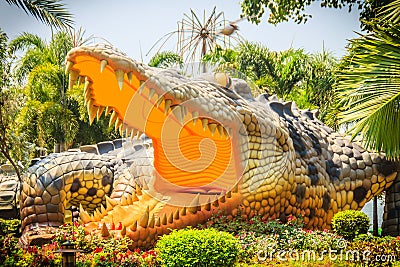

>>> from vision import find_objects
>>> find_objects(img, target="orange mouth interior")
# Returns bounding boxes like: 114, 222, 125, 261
71, 56, 241, 192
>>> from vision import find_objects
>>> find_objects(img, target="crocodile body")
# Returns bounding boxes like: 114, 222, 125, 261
19, 44, 399, 248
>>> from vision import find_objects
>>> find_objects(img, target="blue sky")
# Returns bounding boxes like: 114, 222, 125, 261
0, 0, 362, 61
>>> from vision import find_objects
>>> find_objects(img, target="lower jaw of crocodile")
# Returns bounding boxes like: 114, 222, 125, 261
81, 171, 243, 248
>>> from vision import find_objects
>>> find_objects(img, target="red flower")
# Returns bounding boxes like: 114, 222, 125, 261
100, 256, 106, 261
396, 236, 400, 240
134, 248, 141, 254
249, 220, 254, 225
94, 247, 103, 253
116, 222, 123, 230
110, 222, 115, 230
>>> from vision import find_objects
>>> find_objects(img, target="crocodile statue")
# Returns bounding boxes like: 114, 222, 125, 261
19, 44, 400, 248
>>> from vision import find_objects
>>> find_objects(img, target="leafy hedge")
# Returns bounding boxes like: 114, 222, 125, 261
156, 228, 240, 267
331, 210, 370, 240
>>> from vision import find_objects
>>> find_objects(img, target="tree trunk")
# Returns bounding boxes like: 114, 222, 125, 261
373, 196, 378, 236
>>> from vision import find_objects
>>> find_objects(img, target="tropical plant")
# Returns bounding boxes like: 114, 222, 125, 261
156, 228, 240, 267
0, 28, 34, 181
148, 51, 183, 68
240, 0, 395, 30
331, 210, 370, 240
205, 41, 309, 98
336, 25, 400, 159
302, 48, 338, 127
9, 30, 118, 154
4, 0, 73, 29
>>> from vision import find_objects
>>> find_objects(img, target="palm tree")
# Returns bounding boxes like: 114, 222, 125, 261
148, 51, 183, 68
4, 0, 73, 29
336, 25, 400, 159
336, 3, 400, 235
0, 28, 34, 181
10, 31, 78, 152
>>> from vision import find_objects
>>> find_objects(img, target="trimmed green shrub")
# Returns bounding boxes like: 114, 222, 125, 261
156, 228, 240, 267
331, 210, 370, 240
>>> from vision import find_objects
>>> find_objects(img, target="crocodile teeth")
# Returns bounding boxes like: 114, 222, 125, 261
204, 197, 211, 211
114, 70, 124, 90
79, 204, 92, 223
164, 99, 172, 114
121, 195, 128, 206
217, 125, 224, 138
135, 183, 142, 196
114, 117, 122, 132
100, 204, 107, 216
188, 193, 201, 214
182, 106, 188, 118
97, 106, 105, 120
155, 217, 161, 227
161, 213, 167, 225
141, 179, 149, 190
149, 88, 156, 100
93, 209, 102, 221
208, 123, 217, 136
180, 206, 187, 216
88, 105, 98, 125
104, 106, 112, 116
156, 96, 164, 108
212, 194, 219, 207
223, 127, 230, 140
148, 214, 155, 228
65, 60, 73, 74
201, 118, 208, 132
109, 111, 118, 127
100, 60, 108, 73
101, 223, 110, 237
226, 189, 232, 198
77, 76, 83, 86
127, 71, 133, 84
69, 70, 79, 90
105, 196, 118, 211
130, 220, 137, 231
192, 111, 199, 126
139, 206, 150, 228
139, 80, 145, 93
173, 208, 180, 220
219, 192, 226, 203
130, 128, 138, 139
171, 106, 183, 124
131, 191, 139, 202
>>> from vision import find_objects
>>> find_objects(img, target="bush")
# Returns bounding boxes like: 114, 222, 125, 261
348, 234, 400, 266
156, 228, 240, 267
331, 210, 370, 240
0, 218, 21, 236
205, 209, 303, 237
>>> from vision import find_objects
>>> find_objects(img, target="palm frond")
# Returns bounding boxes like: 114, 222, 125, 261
8, 32, 46, 54
5, 0, 73, 29
378, 0, 400, 25
336, 26, 400, 159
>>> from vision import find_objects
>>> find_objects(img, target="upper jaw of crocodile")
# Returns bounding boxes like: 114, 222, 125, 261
65, 44, 254, 207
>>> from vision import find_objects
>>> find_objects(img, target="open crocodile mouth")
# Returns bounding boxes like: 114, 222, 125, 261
65, 44, 244, 220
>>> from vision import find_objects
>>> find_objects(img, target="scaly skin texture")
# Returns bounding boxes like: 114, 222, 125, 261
20, 44, 399, 248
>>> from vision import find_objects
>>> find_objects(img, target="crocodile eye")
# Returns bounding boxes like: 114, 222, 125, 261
214, 72, 232, 89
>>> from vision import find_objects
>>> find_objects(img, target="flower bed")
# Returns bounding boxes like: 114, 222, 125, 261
1, 214, 400, 267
